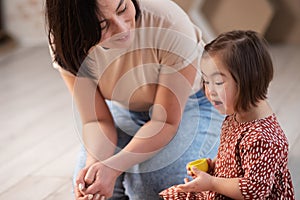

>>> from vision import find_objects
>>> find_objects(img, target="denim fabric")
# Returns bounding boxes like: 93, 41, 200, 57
73, 89, 224, 199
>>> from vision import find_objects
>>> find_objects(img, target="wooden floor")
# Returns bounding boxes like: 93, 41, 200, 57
0, 44, 299, 199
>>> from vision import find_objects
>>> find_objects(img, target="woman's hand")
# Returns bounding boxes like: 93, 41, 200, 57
75, 161, 121, 199
75, 167, 99, 200
75, 182, 98, 200
176, 167, 214, 193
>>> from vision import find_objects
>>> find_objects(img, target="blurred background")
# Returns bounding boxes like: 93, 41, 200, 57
0, 0, 299, 199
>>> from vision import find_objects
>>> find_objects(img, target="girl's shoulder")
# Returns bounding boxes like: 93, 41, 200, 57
240, 114, 289, 149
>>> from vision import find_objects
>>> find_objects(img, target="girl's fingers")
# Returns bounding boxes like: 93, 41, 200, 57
184, 178, 190, 183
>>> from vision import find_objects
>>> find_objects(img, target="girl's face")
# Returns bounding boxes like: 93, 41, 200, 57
97, 0, 136, 49
200, 54, 237, 115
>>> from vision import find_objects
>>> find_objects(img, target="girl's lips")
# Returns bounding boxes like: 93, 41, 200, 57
212, 100, 222, 106
212, 101, 224, 110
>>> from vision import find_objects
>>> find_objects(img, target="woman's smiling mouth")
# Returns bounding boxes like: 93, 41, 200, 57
115, 32, 130, 42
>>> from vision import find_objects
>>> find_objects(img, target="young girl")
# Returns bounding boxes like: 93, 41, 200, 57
160, 30, 295, 199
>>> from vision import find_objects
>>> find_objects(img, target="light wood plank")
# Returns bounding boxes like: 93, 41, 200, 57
43, 181, 74, 200
0, 176, 69, 200
0, 128, 79, 193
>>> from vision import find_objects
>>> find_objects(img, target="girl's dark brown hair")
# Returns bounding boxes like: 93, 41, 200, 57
45, 0, 141, 78
203, 30, 273, 112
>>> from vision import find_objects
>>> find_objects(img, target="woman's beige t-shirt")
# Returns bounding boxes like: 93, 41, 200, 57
51, 0, 204, 111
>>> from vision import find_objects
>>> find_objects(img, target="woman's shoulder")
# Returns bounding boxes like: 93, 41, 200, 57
137, 0, 201, 43
138, 0, 192, 27
139, 0, 186, 17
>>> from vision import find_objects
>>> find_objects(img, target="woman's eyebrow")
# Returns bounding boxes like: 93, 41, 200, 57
98, 0, 124, 22
116, 0, 124, 11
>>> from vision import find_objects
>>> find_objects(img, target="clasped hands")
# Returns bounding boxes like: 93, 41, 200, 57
75, 161, 120, 200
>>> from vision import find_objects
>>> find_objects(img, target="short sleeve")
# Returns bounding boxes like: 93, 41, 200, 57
138, 0, 204, 91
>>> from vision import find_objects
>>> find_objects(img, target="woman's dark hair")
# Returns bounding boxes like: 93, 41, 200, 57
203, 30, 273, 112
45, 0, 141, 77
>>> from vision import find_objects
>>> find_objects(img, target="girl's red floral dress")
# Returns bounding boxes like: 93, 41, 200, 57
160, 114, 295, 199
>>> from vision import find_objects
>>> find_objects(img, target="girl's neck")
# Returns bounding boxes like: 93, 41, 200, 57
235, 100, 273, 123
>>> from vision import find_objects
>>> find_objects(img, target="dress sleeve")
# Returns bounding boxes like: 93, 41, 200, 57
238, 134, 284, 199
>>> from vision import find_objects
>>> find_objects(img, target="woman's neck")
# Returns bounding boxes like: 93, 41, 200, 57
235, 100, 273, 123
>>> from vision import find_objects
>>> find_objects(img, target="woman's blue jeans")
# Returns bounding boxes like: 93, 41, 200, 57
73, 89, 223, 200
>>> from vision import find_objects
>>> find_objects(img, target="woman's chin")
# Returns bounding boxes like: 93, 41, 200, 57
100, 32, 135, 49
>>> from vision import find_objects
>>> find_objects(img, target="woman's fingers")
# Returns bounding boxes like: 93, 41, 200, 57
77, 194, 90, 200
80, 163, 115, 199
84, 165, 98, 185
93, 194, 106, 200
75, 181, 88, 199
81, 194, 94, 200
76, 167, 89, 192
75, 164, 108, 200
92, 193, 101, 200
74, 187, 82, 199
77, 192, 103, 200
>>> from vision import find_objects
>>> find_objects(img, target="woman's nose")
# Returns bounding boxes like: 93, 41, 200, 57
110, 17, 127, 34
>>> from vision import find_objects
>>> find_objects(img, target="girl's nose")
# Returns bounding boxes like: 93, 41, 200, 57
207, 85, 217, 97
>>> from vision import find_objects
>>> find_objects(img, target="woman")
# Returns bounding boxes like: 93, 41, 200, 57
45, 0, 223, 199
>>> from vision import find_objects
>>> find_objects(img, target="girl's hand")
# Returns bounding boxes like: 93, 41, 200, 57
176, 167, 214, 193
206, 158, 215, 174
186, 158, 214, 178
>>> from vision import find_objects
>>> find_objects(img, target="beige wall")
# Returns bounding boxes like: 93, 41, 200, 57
3, 0, 47, 47
2, 0, 299, 46
172, 0, 300, 44
265, 0, 300, 44
201, 0, 274, 36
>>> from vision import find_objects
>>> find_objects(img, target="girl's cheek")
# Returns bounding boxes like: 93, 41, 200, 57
204, 89, 211, 101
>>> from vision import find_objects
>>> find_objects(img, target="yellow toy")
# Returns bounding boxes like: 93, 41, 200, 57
187, 158, 208, 173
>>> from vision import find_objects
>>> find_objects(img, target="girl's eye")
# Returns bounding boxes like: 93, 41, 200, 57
203, 80, 209, 85
117, 4, 127, 15
215, 82, 224, 86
